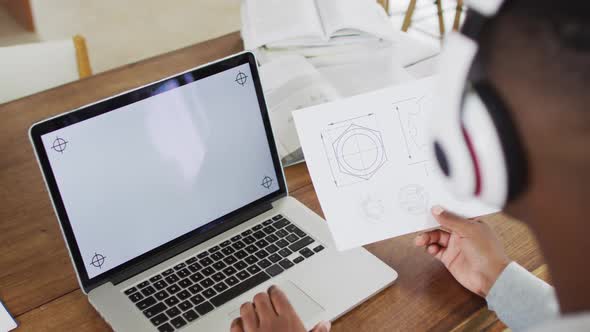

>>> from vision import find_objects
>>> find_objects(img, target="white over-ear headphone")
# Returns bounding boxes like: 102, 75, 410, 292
430, 0, 528, 208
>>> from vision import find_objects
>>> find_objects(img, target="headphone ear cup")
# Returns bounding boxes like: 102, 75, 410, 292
465, 82, 528, 206
430, 33, 479, 199
462, 93, 508, 206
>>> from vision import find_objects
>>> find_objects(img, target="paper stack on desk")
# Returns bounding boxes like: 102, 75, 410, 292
293, 76, 497, 250
241, 0, 401, 83
241, 0, 396, 56
259, 55, 341, 165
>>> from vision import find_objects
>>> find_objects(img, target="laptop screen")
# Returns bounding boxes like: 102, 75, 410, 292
36, 57, 282, 280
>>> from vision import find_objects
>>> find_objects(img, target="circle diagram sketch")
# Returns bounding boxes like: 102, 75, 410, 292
333, 124, 386, 180
398, 184, 429, 215
321, 113, 388, 187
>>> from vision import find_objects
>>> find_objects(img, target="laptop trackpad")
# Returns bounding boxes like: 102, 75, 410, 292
228, 280, 324, 324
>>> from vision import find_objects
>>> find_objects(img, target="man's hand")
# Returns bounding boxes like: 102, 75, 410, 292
230, 285, 331, 332
415, 206, 511, 297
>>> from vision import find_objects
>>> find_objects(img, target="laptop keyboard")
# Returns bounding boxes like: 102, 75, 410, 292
123, 215, 325, 332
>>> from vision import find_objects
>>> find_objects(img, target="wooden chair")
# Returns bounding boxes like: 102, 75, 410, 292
377, 0, 390, 12
0, 35, 92, 104
401, 0, 464, 36
0, 0, 35, 31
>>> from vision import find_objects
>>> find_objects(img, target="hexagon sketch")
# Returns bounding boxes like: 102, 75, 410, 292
332, 124, 387, 180
321, 113, 388, 187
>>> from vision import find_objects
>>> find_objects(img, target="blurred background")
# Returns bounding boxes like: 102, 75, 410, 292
0, 0, 242, 73
0, 0, 459, 74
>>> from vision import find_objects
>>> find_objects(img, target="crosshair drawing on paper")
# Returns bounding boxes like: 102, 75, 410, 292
51, 136, 68, 153
235, 71, 248, 86
398, 184, 429, 215
90, 252, 106, 269
261, 176, 273, 189
333, 124, 386, 179
394, 96, 431, 163
321, 113, 387, 187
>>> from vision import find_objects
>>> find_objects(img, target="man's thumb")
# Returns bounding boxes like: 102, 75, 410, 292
431, 206, 469, 234
311, 321, 331, 332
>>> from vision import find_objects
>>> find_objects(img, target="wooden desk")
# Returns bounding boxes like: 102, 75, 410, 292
0, 32, 546, 331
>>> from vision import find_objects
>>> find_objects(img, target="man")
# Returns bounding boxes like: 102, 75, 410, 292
230, 0, 590, 331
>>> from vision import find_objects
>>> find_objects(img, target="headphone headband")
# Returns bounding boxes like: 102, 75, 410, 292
430, 34, 479, 196
430, 0, 528, 208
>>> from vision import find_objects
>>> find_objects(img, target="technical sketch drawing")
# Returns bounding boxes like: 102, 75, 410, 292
398, 184, 429, 215
321, 113, 388, 187
394, 96, 431, 163
361, 195, 386, 223
333, 124, 386, 179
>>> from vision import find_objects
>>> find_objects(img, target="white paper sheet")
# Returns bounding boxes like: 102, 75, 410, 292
293, 76, 497, 250
259, 55, 341, 159
0, 301, 17, 332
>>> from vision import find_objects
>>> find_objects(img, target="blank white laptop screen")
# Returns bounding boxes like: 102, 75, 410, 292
40, 63, 280, 278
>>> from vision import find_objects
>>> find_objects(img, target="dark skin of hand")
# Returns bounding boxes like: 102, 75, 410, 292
415, 206, 510, 298
230, 286, 330, 332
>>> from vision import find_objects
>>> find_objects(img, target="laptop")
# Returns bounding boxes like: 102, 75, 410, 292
29, 52, 397, 332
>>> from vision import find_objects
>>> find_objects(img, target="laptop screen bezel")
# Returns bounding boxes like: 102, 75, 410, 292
29, 52, 287, 292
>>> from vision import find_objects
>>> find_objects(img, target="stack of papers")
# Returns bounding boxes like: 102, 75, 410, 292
241, 0, 396, 53
293, 76, 497, 250
259, 55, 341, 165
241, 0, 399, 70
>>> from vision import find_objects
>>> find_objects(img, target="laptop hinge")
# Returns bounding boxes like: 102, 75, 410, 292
109, 201, 274, 286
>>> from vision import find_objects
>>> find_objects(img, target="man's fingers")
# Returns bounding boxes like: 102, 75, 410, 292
426, 244, 449, 263
414, 233, 428, 246
431, 206, 472, 234
253, 291, 277, 321
415, 230, 451, 248
240, 302, 259, 330
230, 318, 245, 332
268, 285, 297, 316
427, 243, 441, 256
312, 321, 332, 332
